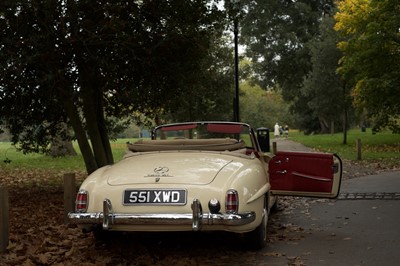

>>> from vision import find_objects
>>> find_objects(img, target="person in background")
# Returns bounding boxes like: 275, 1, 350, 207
274, 123, 280, 138
284, 125, 289, 138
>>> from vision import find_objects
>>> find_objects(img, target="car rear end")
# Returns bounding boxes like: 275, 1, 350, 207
69, 151, 266, 234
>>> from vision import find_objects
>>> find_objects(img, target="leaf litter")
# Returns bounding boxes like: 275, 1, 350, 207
0, 159, 394, 265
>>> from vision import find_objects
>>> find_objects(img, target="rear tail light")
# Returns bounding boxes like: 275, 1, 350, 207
75, 190, 88, 213
225, 189, 239, 213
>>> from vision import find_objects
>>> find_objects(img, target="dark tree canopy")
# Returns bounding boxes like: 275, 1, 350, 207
0, 0, 228, 173
301, 15, 352, 135
240, 0, 334, 98
240, 0, 336, 132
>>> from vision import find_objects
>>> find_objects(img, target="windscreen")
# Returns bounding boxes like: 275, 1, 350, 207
153, 122, 255, 148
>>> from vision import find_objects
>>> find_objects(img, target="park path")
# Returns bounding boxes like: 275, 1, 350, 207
270, 137, 314, 152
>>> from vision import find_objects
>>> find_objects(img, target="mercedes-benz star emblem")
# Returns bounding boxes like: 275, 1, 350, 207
154, 166, 169, 175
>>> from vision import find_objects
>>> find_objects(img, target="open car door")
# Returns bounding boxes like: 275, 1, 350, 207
269, 151, 342, 198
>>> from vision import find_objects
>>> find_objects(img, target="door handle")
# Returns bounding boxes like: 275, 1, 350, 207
274, 158, 289, 164
275, 170, 287, 174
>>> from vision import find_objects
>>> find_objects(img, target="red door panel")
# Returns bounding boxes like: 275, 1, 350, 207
269, 151, 342, 198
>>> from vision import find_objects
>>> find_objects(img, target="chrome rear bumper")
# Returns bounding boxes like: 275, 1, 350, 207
68, 198, 256, 231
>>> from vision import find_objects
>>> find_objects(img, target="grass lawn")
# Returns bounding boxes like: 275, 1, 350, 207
0, 138, 141, 171
288, 128, 400, 162
0, 128, 399, 171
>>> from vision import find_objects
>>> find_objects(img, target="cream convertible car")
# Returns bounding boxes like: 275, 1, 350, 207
68, 121, 342, 249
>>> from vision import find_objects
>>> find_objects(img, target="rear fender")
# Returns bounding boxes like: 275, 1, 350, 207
246, 183, 270, 204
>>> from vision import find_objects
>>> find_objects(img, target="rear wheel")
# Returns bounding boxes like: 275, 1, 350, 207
270, 196, 279, 213
244, 195, 269, 250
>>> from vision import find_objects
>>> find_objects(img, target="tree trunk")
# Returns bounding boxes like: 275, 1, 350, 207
48, 139, 77, 157
55, 70, 98, 173
47, 123, 77, 157
61, 97, 98, 174
79, 59, 114, 168
62, 0, 112, 174
319, 118, 330, 133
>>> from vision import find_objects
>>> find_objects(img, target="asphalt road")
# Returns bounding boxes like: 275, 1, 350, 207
263, 138, 400, 266
264, 171, 400, 266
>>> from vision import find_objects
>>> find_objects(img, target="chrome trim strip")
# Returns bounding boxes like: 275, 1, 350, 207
292, 171, 332, 182
68, 199, 256, 230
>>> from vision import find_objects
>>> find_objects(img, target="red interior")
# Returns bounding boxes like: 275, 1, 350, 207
269, 151, 334, 193
207, 124, 243, 134
160, 124, 197, 131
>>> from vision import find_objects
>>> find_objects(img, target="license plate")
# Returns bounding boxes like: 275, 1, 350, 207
123, 189, 187, 205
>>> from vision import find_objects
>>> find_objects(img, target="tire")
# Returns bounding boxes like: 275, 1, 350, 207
244, 196, 269, 250
270, 196, 279, 213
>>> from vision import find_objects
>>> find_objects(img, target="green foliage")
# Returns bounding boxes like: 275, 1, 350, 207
240, 82, 294, 129
241, 0, 334, 95
302, 15, 350, 133
335, 0, 400, 132
0, 0, 227, 173
161, 32, 235, 123
240, 0, 347, 133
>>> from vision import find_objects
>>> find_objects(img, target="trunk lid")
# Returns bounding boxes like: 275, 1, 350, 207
106, 152, 235, 186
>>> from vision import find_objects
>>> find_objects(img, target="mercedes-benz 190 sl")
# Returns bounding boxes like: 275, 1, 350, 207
68, 121, 342, 249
